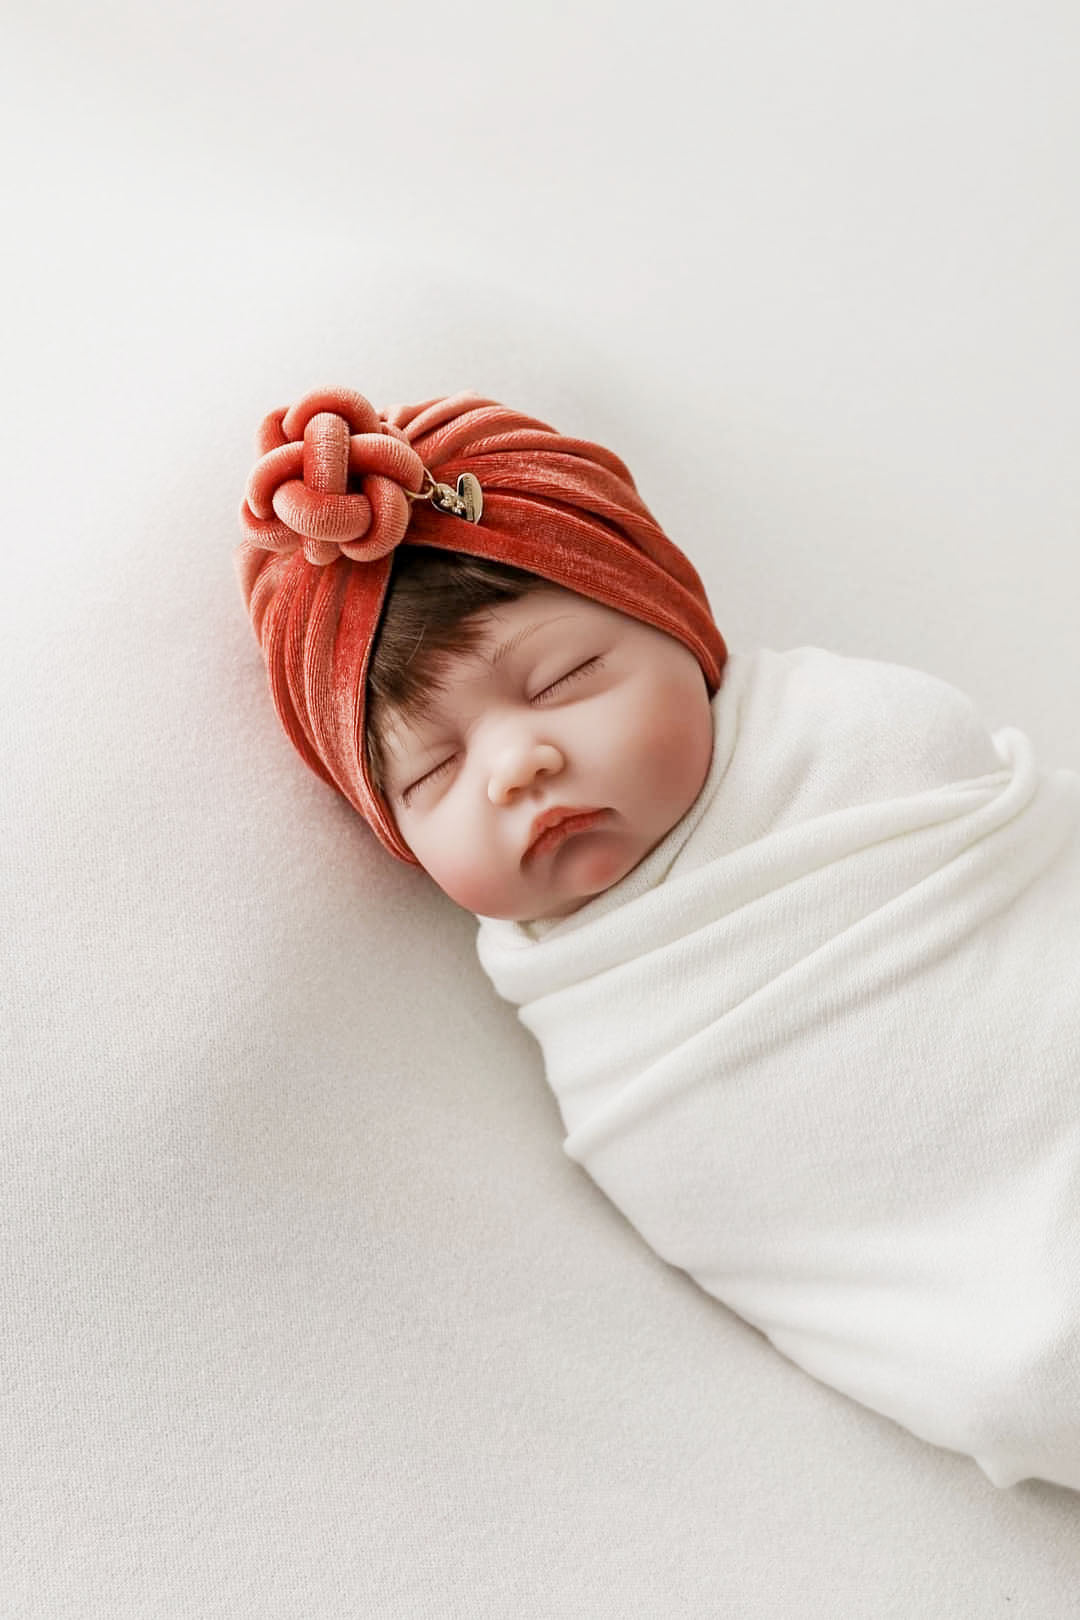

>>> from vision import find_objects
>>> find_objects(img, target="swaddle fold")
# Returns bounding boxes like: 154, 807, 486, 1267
475, 646, 1080, 1491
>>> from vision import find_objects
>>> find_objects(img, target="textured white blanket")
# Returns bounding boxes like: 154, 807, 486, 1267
475, 646, 1080, 1491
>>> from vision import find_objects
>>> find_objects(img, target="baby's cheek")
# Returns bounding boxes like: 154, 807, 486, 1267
424, 844, 515, 918
639, 680, 713, 810
639, 684, 696, 763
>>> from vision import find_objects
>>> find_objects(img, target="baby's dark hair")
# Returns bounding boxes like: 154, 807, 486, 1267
363, 545, 553, 797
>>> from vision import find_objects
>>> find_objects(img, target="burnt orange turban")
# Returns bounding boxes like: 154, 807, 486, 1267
235, 384, 728, 866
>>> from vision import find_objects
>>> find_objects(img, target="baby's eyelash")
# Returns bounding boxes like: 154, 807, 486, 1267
535, 656, 603, 701
400, 657, 605, 805
403, 756, 454, 803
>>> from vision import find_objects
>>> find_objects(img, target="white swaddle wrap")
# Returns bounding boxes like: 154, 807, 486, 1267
474, 646, 1080, 1492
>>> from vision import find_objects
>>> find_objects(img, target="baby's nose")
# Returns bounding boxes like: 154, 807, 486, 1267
488, 741, 563, 805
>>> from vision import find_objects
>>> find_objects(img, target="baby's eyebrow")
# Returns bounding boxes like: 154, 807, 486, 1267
483, 617, 565, 669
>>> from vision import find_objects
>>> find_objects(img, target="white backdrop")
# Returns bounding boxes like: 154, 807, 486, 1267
3, 1, 1079, 1615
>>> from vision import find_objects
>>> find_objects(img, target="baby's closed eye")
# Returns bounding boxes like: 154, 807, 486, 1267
534, 656, 605, 701
400, 657, 607, 804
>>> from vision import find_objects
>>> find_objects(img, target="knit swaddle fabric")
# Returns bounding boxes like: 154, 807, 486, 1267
475, 646, 1080, 1492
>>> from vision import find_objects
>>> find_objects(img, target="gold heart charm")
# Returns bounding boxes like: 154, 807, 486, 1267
455, 472, 483, 523
406, 468, 484, 523
428, 472, 483, 524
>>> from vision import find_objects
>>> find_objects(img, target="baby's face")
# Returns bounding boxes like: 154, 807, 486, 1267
379, 585, 715, 922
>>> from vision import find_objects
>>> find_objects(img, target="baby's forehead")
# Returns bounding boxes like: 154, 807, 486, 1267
379, 645, 518, 755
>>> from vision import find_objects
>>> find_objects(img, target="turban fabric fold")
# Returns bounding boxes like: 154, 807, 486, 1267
235, 384, 728, 865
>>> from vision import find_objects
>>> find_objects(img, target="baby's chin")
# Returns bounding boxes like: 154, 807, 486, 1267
519, 840, 643, 922
523, 891, 593, 922
451, 868, 613, 925
433, 829, 647, 922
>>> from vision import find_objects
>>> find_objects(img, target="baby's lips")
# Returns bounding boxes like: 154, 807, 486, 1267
525, 809, 610, 860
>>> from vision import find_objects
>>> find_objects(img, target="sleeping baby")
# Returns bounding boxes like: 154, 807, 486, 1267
236, 384, 1080, 1494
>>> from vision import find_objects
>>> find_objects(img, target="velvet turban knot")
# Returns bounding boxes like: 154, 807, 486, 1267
234, 384, 728, 866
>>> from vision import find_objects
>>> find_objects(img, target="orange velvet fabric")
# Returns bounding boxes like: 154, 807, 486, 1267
235, 385, 728, 866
